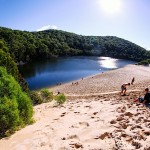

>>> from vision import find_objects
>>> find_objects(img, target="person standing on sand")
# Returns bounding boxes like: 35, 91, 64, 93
131, 77, 135, 85
120, 83, 130, 96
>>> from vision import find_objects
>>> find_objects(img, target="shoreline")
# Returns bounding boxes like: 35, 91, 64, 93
50, 64, 150, 95
45, 70, 104, 90
36, 67, 107, 92
47, 65, 130, 92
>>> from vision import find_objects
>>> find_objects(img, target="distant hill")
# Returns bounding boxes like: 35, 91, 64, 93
0, 27, 150, 63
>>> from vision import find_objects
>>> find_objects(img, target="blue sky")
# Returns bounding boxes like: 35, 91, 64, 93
0, 0, 150, 49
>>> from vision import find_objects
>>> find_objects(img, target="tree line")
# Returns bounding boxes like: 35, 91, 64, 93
0, 27, 150, 64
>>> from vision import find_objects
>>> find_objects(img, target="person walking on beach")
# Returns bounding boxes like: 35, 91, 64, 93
120, 83, 130, 96
131, 77, 135, 85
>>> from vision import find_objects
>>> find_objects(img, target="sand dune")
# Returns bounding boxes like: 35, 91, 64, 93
0, 65, 150, 150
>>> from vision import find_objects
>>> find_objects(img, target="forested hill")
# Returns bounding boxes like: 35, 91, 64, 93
0, 27, 150, 63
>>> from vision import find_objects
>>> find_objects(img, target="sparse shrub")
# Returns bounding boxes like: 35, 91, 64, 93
55, 93, 66, 105
137, 59, 150, 66
39, 89, 66, 105
29, 91, 43, 105
41, 89, 53, 102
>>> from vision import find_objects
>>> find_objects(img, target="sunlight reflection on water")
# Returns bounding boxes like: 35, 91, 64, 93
98, 57, 118, 69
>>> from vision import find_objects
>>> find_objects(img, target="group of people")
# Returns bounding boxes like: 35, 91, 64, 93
120, 77, 150, 108
72, 82, 79, 85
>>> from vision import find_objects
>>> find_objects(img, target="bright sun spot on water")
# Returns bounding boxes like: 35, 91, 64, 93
99, 57, 118, 69
100, 0, 122, 14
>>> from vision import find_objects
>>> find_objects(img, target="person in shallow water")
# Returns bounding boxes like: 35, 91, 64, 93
120, 83, 130, 96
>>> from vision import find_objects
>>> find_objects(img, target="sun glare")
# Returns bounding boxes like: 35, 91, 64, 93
100, 0, 122, 14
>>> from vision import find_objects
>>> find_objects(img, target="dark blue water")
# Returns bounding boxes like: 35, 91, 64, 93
19, 56, 136, 90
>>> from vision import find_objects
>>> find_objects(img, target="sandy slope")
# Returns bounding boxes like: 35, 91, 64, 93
0, 65, 150, 150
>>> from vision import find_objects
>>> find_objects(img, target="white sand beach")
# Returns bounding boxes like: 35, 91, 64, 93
0, 65, 150, 150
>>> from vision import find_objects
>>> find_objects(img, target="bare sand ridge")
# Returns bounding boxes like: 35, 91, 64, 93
0, 65, 150, 150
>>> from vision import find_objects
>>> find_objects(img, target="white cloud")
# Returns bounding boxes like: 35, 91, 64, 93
37, 25, 58, 31
50, 25, 58, 30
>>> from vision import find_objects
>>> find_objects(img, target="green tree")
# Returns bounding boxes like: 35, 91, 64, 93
0, 49, 18, 80
0, 67, 33, 137
0, 40, 29, 92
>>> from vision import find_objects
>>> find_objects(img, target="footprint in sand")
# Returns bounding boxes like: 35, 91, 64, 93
40, 142, 47, 147
71, 122, 89, 128
95, 98, 100, 101
74, 112, 80, 114
84, 105, 91, 108
54, 118, 59, 120
69, 143, 83, 149
110, 120, 117, 124
116, 116, 124, 121
33, 129, 41, 134
44, 125, 54, 130
61, 137, 66, 140
116, 106, 126, 113
60, 112, 66, 117
79, 122, 90, 127
93, 112, 98, 115
144, 147, 150, 150
94, 132, 112, 140
91, 116, 95, 119
67, 134, 79, 140
132, 141, 142, 149
124, 112, 133, 117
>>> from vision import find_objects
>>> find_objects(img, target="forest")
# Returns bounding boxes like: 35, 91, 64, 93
0, 27, 150, 64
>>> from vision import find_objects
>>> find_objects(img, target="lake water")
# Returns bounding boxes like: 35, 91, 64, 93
19, 56, 136, 90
